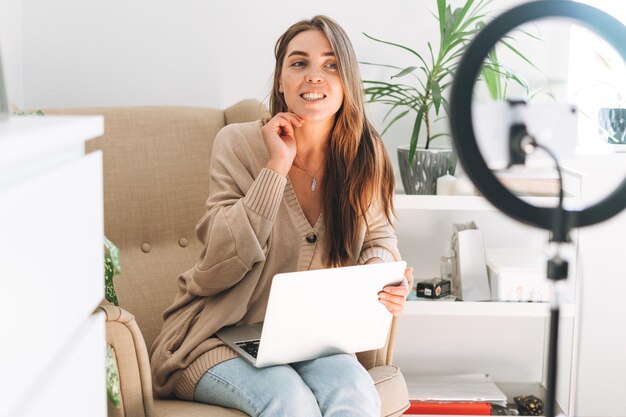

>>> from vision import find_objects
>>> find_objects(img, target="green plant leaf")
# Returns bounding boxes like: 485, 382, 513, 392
363, 32, 429, 69
437, 0, 446, 41
482, 49, 502, 100
409, 106, 426, 163
104, 237, 121, 306
382, 103, 401, 124
441, 97, 451, 118
432, 79, 442, 115
430, 132, 451, 140
392, 66, 419, 79
427, 42, 436, 68
360, 61, 404, 70
481, 67, 501, 100
106, 344, 122, 408
104, 237, 121, 275
449, 0, 475, 38
500, 39, 540, 71
381, 109, 411, 137
364, 82, 421, 104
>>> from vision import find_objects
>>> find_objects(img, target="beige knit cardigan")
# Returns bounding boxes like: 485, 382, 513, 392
150, 121, 401, 400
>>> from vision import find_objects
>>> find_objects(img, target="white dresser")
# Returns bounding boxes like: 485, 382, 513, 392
0, 116, 106, 417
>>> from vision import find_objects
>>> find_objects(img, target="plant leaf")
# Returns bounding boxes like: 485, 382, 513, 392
363, 32, 429, 69
409, 106, 426, 164
381, 109, 411, 137
392, 66, 419, 79
427, 42, 436, 68
500, 39, 541, 71
432, 79, 442, 115
441, 97, 451, 118
106, 344, 122, 408
437, 0, 446, 41
104, 237, 121, 307
481, 49, 502, 100
449, 0, 475, 37
430, 132, 451, 140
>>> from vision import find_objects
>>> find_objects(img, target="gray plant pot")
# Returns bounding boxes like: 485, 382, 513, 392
598, 107, 626, 144
398, 146, 456, 195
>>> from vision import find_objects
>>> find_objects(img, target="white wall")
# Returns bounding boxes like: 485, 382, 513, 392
563, 154, 626, 417
21, 0, 568, 179
22, 0, 531, 109
0, 0, 24, 108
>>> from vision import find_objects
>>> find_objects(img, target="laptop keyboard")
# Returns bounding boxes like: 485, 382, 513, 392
235, 339, 260, 358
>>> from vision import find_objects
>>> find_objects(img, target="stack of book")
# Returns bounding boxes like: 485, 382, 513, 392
404, 374, 507, 415
494, 168, 560, 197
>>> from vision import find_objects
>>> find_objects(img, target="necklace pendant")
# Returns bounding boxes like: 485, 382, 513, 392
311, 177, 317, 191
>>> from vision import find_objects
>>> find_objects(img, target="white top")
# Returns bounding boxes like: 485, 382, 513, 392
0, 115, 104, 189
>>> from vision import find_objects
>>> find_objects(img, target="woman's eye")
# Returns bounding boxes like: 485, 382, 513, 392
326, 63, 338, 70
292, 61, 305, 68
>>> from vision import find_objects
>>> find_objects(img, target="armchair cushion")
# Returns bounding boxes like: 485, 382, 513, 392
369, 366, 410, 417
100, 305, 409, 417
153, 400, 246, 417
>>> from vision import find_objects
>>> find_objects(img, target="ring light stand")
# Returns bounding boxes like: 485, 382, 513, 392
449, 2, 626, 416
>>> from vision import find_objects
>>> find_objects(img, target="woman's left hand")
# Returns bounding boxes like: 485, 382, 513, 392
378, 267, 413, 316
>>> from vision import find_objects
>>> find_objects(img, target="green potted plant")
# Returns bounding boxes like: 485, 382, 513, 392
104, 237, 122, 408
363, 0, 536, 194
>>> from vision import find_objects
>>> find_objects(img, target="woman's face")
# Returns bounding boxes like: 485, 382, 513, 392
279, 30, 344, 123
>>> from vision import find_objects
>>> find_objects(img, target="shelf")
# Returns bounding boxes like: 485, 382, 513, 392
403, 380, 565, 417
0, 116, 104, 189
0, 115, 104, 167
394, 194, 494, 211
403, 300, 575, 318
394, 194, 578, 211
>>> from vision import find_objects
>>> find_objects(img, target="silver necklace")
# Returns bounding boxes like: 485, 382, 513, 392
293, 155, 324, 191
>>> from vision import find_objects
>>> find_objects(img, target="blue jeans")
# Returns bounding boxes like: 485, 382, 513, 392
193, 353, 381, 417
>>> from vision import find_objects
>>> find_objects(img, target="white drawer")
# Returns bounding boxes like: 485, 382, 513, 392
0, 151, 104, 417
11, 312, 106, 417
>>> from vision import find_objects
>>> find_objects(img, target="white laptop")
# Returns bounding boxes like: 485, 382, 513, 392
216, 261, 407, 367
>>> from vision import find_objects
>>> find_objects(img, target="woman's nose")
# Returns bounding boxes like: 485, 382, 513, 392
306, 71, 324, 83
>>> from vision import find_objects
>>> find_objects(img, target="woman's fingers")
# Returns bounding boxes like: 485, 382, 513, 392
404, 267, 414, 290
383, 282, 409, 295
378, 266, 414, 316
379, 294, 405, 315
378, 283, 409, 316
379, 292, 405, 304
262, 112, 305, 175
266, 112, 304, 134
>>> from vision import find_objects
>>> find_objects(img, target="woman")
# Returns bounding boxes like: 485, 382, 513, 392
150, 15, 413, 417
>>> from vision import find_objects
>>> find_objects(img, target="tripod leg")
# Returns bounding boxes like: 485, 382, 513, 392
546, 299, 561, 417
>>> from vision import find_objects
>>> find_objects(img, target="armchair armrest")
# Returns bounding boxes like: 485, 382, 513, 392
99, 305, 154, 417
356, 316, 399, 370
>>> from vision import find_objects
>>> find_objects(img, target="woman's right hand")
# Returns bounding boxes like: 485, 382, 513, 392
262, 112, 304, 177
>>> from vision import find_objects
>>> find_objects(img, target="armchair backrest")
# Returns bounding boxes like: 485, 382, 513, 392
44, 100, 397, 368
46, 100, 267, 350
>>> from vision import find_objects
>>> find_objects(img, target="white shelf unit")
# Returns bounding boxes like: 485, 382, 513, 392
404, 300, 576, 318
0, 115, 106, 417
392, 192, 580, 416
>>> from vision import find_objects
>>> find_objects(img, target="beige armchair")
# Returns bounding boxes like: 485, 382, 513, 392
46, 100, 409, 417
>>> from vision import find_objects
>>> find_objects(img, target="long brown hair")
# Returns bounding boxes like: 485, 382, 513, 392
270, 15, 396, 267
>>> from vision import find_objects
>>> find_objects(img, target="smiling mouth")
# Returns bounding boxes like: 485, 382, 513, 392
300, 92, 326, 102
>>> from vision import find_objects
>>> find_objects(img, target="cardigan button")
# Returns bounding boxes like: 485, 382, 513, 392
179, 237, 188, 247
141, 242, 151, 253
306, 233, 317, 244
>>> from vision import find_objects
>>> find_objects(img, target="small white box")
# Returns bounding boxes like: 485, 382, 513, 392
486, 249, 551, 302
